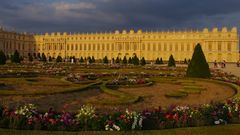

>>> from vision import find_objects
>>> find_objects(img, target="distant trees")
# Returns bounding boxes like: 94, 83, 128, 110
186, 43, 210, 78
155, 57, 164, 64
0, 50, 7, 65
168, 55, 176, 67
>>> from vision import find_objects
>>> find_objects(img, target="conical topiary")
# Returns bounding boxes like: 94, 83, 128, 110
12, 50, 21, 63
140, 57, 146, 66
168, 55, 176, 67
0, 50, 7, 65
186, 43, 210, 78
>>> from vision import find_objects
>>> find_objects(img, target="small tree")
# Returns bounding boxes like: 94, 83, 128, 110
12, 50, 21, 63
155, 58, 160, 64
88, 56, 92, 64
91, 56, 95, 63
140, 57, 146, 66
115, 57, 120, 64
103, 56, 108, 64
79, 57, 84, 64
186, 43, 210, 78
111, 58, 115, 64
41, 53, 47, 62
56, 56, 62, 62
48, 56, 52, 62
160, 57, 164, 64
128, 57, 132, 64
122, 56, 127, 64
0, 50, 7, 65
132, 55, 139, 65
37, 53, 41, 59
28, 54, 33, 62
184, 58, 188, 64
168, 55, 176, 67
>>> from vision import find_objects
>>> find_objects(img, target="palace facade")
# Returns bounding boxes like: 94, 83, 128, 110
0, 27, 239, 62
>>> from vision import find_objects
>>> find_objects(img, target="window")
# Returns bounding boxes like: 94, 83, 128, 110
158, 43, 161, 51
75, 44, 78, 50
142, 43, 145, 50
208, 42, 212, 51
169, 43, 172, 51
153, 43, 156, 51
187, 44, 190, 51
227, 42, 231, 51
147, 43, 151, 51
181, 43, 184, 51
111, 43, 114, 50
164, 43, 167, 51
175, 44, 178, 51
217, 42, 222, 51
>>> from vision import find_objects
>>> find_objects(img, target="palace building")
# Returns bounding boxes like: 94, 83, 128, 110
0, 27, 239, 62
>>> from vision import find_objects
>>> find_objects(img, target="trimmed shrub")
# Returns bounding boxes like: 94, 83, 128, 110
186, 43, 210, 78
140, 57, 146, 66
0, 50, 7, 65
168, 55, 176, 67
11, 50, 21, 63
56, 56, 62, 62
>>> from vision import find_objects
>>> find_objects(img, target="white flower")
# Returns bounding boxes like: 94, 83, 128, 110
214, 120, 220, 125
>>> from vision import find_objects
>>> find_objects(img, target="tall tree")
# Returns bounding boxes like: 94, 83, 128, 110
79, 56, 84, 64
56, 56, 62, 62
41, 53, 47, 62
155, 58, 160, 64
103, 56, 109, 64
160, 57, 164, 64
48, 56, 52, 62
132, 55, 139, 65
29, 54, 33, 62
140, 57, 146, 66
186, 43, 210, 78
122, 56, 127, 64
128, 57, 132, 64
91, 56, 95, 63
168, 54, 176, 67
0, 50, 7, 65
115, 57, 120, 64
88, 56, 92, 64
12, 50, 21, 63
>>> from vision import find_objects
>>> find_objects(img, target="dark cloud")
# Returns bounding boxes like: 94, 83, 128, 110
0, 0, 240, 33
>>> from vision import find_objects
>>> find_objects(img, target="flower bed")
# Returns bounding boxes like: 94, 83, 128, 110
65, 73, 97, 84
0, 98, 239, 131
106, 76, 153, 88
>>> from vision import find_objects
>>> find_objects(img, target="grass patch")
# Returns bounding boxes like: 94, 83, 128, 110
0, 77, 102, 95
165, 91, 188, 98
179, 89, 202, 94
96, 82, 140, 105
183, 86, 207, 91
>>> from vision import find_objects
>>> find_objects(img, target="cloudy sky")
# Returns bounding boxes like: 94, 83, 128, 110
0, 0, 240, 33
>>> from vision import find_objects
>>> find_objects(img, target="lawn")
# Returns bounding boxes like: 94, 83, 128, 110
0, 124, 239, 135
0, 77, 101, 95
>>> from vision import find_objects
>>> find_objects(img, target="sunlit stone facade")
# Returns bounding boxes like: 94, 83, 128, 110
0, 27, 239, 62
